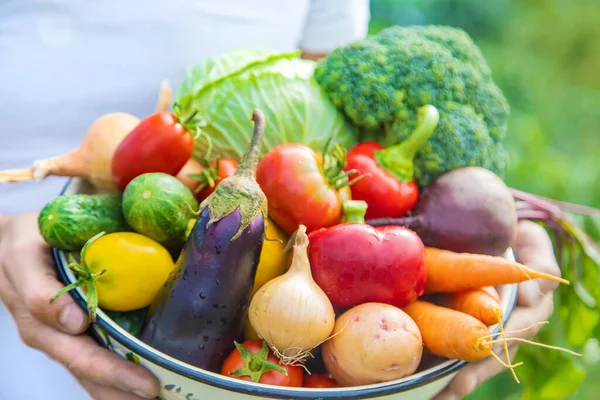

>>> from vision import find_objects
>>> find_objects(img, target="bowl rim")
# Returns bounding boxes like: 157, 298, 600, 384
53, 178, 519, 399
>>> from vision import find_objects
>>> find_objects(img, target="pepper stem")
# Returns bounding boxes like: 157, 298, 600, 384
236, 109, 266, 178
229, 341, 287, 383
375, 105, 440, 182
343, 200, 368, 224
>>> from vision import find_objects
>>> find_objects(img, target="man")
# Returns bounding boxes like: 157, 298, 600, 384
0, 1, 561, 399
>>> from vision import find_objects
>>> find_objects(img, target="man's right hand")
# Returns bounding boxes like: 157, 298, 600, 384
0, 213, 161, 400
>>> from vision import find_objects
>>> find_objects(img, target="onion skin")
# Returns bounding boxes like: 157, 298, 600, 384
322, 303, 423, 386
248, 225, 335, 360
0, 113, 140, 190
176, 159, 203, 192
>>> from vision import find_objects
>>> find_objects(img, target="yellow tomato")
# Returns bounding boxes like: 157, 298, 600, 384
84, 232, 175, 312
244, 218, 288, 340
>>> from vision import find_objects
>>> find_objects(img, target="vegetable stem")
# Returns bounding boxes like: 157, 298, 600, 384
229, 341, 287, 383
50, 232, 107, 321
236, 109, 266, 178
288, 225, 311, 275
342, 200, 368, 224
375, 105, 440, 182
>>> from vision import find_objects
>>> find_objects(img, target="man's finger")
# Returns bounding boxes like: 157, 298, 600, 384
2, 216, 89, 335
43, 330, 161, 398
514, 220, 562, 300
432, 292, 554, 400
13, 313, 160, 399
78, 378, 155, 400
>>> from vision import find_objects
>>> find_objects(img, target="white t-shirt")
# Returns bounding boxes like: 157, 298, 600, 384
0, 0, 369, 214
0, 2, 369, 399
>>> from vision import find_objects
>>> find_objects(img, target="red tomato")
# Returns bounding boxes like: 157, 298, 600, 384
112, 112, 195, 191
256, 144, 344, 234
221, 340, 303, 387
345, 142, 419, 220
303, 373, 338, 388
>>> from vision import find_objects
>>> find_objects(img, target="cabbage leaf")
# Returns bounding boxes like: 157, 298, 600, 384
176, 49, 358, 160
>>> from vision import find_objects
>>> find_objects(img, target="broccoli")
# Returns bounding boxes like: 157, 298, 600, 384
314, 25, 510, 186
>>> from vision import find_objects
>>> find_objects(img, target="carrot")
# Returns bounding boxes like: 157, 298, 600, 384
404, 300, 581, 383
403, 301, 493, 362
424, 247, 569, 293
448, 287, 501, 326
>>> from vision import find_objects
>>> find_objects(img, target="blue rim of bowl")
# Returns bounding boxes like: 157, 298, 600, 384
52, 179, 519, 399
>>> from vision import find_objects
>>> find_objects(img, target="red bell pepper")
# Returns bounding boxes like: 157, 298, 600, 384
345, 105, 439, 220
112, 110, 196, 191
308, 200, 427, 309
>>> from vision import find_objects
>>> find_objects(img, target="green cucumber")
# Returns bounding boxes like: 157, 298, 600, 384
39, 194, 129, 251
122, 173, 199, 247
104, 308, 147, 337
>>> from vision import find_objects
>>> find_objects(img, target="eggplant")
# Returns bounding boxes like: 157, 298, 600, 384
140, 110, 268, 371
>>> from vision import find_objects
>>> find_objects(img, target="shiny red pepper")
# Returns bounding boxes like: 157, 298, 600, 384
308, 200, 427, 309
345, 105, 440, 220
112, 111, 196, 191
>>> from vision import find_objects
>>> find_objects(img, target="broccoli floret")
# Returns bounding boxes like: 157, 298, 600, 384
392, 102, 507, 185
314, 25, 510, 186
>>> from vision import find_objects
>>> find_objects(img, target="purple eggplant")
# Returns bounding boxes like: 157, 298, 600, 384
141, 110, 268, 371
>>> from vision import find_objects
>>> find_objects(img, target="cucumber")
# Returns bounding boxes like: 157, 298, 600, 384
122, 173, 199, 247
104, 308, 147, 337
39, 194, 129, 251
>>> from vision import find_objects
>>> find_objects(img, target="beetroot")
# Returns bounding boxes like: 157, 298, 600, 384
367, 167, 517, 256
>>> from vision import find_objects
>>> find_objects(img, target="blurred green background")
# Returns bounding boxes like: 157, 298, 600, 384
368, 0, 600, 399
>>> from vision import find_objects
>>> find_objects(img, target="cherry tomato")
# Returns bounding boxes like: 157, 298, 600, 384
256, 144, 344, 234
303, 373, 338, 388
221, 340, 303, 387
112, 112, 195, 191
345, 142, 419, 220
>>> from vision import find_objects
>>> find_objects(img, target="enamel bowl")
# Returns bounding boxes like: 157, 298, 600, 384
54, 178, 518, 400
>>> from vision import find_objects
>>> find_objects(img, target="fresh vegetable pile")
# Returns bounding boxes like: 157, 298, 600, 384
3, 25, 600, 392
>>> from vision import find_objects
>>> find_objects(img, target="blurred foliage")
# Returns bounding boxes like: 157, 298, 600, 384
369, 0, 600, 399
369, 0, 600, 209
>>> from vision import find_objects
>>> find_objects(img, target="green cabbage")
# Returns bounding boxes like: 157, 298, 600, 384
176, 49, 358, 160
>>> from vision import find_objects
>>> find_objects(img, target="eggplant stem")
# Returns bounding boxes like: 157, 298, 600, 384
236, 109, 265, 178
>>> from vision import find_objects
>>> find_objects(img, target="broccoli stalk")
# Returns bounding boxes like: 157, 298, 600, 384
375, 105, 440, 182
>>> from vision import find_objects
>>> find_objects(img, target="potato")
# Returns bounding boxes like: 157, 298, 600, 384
322, 302, 423, 386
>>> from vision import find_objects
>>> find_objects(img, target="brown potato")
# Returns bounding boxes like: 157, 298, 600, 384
322, 302, 423, 386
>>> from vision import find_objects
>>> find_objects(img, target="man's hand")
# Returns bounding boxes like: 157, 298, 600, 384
0, 213, 161, 400
433, 220, 562, 400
